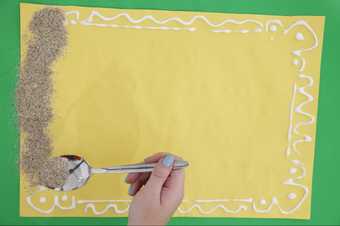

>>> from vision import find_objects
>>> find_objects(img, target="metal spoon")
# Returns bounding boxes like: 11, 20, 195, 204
51, 155, 189, 191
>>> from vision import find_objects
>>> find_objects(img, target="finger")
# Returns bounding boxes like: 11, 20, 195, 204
144, 154, 175, 195
129, 155, 184, 193
161, 166, 185, 206
125, 172, 141, 184
126, 153, 168, 184
126, 153, 182, 185
126, 154, 183, 184
128, 173, 151, 196
128, 182, 138, 196
161, 171, 185, 208
164, 168, 185, 192
163, 154, 185, 190
125, 155, 157, 184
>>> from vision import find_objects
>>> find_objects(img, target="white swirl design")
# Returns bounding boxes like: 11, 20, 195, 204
25, 9, 320, 216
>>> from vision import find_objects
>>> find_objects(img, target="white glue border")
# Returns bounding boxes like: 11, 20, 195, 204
25, 10, 318, 216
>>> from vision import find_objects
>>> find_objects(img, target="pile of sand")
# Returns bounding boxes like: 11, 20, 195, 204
16, 7, 69, 188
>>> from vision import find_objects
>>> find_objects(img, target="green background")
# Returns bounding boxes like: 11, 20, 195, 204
1, 0, 339, 225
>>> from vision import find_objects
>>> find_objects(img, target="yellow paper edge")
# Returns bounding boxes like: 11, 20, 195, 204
19, 3, 325, 219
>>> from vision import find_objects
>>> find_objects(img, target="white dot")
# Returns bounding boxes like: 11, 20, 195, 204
293, 50, 301, 56
293, 59, 299, 65
260, 199, 267, 205
288, 193, 297, 200
292, 159, 301, 164
70, 20, 77, 25
39, 196, 47, 203
270, 25, 277, 32
305, 136, 312, 142
290, 168, 297, 174
61, 195, 68, 201
296, 32, 304, 41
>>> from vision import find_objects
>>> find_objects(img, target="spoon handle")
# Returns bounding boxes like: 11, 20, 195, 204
91, 160, 189, 174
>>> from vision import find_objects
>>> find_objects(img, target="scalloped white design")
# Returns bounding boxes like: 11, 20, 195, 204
26, 10, 319, 216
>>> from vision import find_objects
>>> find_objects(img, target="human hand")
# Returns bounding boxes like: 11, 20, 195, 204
126, 153, 185, 226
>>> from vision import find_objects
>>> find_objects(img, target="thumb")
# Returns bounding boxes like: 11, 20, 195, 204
145, 154, 175, 194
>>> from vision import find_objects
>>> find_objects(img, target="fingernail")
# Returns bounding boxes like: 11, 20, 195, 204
128, 185, 133, 196
162, 154, 175, 167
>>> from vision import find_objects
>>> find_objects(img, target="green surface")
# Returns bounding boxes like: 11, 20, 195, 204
0, 0, 339, 225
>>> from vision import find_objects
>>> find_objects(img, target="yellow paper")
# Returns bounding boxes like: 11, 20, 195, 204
20, 3, 324, 219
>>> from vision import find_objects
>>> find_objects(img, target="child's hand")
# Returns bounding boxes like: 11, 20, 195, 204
126, 153, 185, 226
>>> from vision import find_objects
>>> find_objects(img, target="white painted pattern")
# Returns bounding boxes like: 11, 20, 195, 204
26, 9, 319, 216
